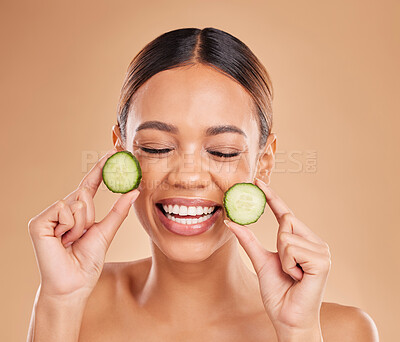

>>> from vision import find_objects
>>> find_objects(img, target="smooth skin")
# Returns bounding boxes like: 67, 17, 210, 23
27, 64, 379, 341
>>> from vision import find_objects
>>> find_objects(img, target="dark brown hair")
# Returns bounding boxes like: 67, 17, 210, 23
116, 27, 274, 149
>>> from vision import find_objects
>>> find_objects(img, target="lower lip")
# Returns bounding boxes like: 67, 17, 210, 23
155, 204, 222, 236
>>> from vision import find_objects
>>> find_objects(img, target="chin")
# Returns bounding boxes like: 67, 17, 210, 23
158, 245, 216, 263
152, 233, 229, 264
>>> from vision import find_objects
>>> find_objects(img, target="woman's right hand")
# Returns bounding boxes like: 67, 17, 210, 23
28, 148, 140, 299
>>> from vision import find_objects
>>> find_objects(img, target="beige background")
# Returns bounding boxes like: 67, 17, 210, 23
1, 0, 399, 341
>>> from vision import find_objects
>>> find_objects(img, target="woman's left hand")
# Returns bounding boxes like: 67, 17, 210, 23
224, 178, 331, 342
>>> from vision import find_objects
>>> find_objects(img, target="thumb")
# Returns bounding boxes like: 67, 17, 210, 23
95, 189, 140, 248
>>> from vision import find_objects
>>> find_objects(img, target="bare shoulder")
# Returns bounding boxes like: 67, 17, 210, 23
82, 257, 152, 320
320, 302, 379, 342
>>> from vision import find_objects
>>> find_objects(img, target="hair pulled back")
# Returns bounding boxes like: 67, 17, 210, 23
116, 27, 273, 149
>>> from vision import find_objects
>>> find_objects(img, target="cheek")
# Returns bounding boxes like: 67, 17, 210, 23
210, 153, 255, 190
131, 196, 158, 240
136, 154, 171, 174
135, 155, 170, 190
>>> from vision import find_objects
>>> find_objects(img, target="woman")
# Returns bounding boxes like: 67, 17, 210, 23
27, 27, 378, 341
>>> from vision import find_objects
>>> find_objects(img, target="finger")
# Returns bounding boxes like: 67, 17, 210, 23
277, 212, 325, 245
255, 178, 294, 223
92, 189, 140, 249
29, 200, 75, 239
56, 201, 87, 246
75, 186, 95, 229
53, 201, 80, 238
277, 230, 329, 281
224, 219, 272, 275
281, 244, 331, 283
63, 186, 96, 229
78, 148, 118, 198
60, 201, 87, 245
277, 231, 329, 257
73, 187, 95, 229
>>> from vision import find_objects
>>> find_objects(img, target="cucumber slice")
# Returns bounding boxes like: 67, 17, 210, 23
102, 151, 142, 193
223, 182, 266, 225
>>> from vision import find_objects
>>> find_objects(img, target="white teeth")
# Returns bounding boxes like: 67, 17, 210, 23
187, 206, 197, 216
166, 213, 212, 224
179, 206, 188, 216
166, 214, 176, 222
203, 206, 214, 214
161, 204, 216, 216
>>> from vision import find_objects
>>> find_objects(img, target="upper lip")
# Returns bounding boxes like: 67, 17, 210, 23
156, 197, 221, 207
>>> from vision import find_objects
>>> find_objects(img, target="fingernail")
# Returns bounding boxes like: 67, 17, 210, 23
255, 177, 268, 187
223, 219, 231, 228
64, 241, 73, 248
82, 229, 87, 234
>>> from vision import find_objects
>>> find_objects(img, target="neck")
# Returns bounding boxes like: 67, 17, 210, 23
137, 237, 262, 323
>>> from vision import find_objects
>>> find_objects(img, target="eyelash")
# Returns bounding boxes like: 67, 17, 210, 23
139, 147, 173, 154
139, 147, 240, 158
207, 150, 241, 158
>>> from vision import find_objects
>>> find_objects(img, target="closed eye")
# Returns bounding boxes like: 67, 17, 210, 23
139, 147, 241, 158
139, 147, 173, 154
207, 150, 241, 158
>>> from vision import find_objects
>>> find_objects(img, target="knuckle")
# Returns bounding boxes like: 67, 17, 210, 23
110, 205, 126, 218
79, 186, 90, 195
78, 186, 92, 198
27, 217, 35, 227
76, 200, 86, 210
281, 212, 294, 222
79, 182, 95, 194
111, 204, 128, 220
27, 217, 37, 234
320, 256, 332, 270
318, 241, 331, 257
56, 200, 67, 210
278, 232, 291, 244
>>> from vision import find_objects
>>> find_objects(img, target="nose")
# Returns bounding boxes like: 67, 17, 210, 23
167, 150, 212, 190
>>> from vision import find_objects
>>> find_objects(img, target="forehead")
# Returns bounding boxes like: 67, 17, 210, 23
126, 64, 258, 135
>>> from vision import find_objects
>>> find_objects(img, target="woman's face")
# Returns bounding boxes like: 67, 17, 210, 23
116, 63, 275, 263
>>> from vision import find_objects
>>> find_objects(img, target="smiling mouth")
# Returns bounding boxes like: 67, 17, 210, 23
155, 203, 221, 225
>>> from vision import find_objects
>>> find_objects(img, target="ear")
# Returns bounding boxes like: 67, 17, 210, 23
255, 133, 277, 186
112, 124, 124, 151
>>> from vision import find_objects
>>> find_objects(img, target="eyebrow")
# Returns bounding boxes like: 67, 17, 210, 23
136, 120, 247, 137
205, 125, 247, 138
136, 121, 178, 134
